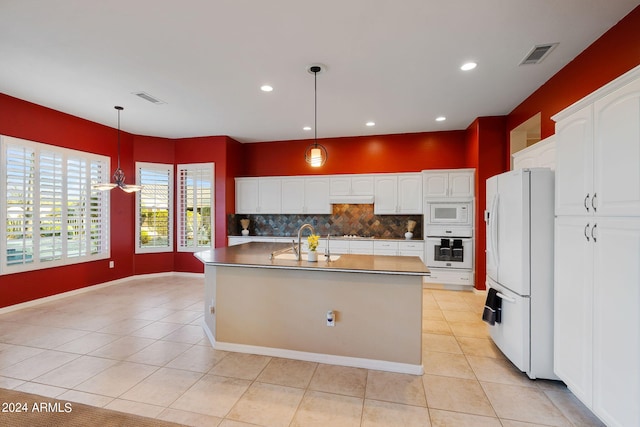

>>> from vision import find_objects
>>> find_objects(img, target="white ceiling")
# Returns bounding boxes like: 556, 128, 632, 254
0, 1, 638, 143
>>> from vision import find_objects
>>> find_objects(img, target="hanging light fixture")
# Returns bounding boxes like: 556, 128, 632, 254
93, 106, 142, 193
304, 64, 328, 167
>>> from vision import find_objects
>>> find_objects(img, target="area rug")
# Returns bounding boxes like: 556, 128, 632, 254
0, 388, 186, 427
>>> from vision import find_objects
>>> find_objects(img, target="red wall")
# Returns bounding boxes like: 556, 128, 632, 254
240, 131, 468, 176
0, 95, 136, 307
507, 5, 640, 138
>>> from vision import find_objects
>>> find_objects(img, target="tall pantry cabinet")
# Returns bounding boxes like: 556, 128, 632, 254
553, 66, 640, 427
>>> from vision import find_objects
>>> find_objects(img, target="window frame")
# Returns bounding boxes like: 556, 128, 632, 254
177, 162, 215, 252
135, 162, 174, 254
1, 135, 111, 275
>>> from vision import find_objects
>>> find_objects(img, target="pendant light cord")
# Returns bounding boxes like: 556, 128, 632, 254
314, 69, 318, 147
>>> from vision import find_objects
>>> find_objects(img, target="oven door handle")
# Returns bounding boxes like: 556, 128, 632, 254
496, 292, 516, 303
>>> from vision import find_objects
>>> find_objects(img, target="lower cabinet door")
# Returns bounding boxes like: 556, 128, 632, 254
592, 218, 640, 427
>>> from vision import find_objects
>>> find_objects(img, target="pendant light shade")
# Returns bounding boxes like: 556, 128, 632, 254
304, 64, 327, 167
93, 106, 142, 193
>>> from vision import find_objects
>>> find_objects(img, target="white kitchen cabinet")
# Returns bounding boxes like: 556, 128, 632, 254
423, 268, 473, 287
553, 67, 640, 427
235, 177, 282, 214
422, 169, 474, 199
399, 241, 425, 262
555, 77, 640, 217
281, 176, 330, 214
373, 240, 399, 256
374, 173, 422, 214
511, 136, 556, 171
330, 175, 375, 196
348, 240, 374, 254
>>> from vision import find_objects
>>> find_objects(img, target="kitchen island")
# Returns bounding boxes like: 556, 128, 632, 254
195, 241, 429, 374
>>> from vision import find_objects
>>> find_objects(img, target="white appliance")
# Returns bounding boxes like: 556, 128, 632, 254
425, 228, 473, 270
426, 201, 472, 226
484, 168, 556, 380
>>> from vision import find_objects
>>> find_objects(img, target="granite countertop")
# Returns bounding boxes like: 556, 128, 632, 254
196, 242, 429, 276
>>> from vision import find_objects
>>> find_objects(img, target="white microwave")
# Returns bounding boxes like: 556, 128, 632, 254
426, 201, 472, 226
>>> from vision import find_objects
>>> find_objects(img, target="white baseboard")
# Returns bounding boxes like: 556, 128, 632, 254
0, 271, 203, 314
201, 320, 423, 376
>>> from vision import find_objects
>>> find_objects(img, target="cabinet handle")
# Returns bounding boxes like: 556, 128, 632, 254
584, 193, 590, 212
584, 223, 590, 242
591, 223, 598, 243
591, 193, 597, 212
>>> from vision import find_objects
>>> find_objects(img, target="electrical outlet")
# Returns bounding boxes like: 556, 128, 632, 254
109, 261, 114, 269
326, 310, 335, 327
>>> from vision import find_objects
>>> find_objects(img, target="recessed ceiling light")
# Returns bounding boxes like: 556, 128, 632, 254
366, 121, 375, 127
460, 62, 477, 71
303, 126, 312, 131
260, 85, 273, 92
436, 116, 446, 122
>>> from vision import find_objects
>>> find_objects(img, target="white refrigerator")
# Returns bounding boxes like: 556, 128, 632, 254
484, 168, 557, 380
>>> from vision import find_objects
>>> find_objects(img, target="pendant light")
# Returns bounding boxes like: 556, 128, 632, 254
304, 64, 328, 167
93, 106, 142, 193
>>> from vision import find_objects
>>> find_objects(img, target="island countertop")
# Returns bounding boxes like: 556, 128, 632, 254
195, 242, 429, 276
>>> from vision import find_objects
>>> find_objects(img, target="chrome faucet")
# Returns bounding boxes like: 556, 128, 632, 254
295, 223, 316, 261
325, 234, 332, 262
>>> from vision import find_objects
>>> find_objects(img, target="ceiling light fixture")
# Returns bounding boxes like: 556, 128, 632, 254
366, 121, 375, 127
303, 126, 311, 131
436, 116, 447, 122
260, 85, 273, 92
92, 106, 143, 193
460, 62, 477, 71
304, 64, 328, 168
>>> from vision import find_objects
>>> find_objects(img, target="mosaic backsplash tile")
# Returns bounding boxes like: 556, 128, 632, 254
228, 204, 422, 239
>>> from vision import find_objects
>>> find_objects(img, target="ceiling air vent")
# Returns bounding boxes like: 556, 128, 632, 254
132, 91, 166, 104
519, 43, 558, 65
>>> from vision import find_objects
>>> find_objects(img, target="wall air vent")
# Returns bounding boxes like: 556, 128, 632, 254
132, 91, 166, 104
519, 43, 558, 65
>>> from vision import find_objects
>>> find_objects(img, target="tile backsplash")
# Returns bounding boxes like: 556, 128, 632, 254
228, 204, 422, 239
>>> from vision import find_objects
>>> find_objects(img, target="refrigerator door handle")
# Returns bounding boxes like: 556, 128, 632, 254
491, 194, 500, 268
496, 291, 516, 303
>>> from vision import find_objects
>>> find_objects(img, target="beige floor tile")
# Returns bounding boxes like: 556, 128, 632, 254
429, 408, 502, 426
14, 381, 67, 398
499, 420, 556, 427
481, 382, 571, 426
161, 310, 203, 324
422, 351, 475, 379
308, 364, 368, 398
57, 389, 114, 407
133, 307, 177, 321
20, 326, 89, 349
166, 344, 229, 373
456, 337, 505, 359
0, 376, 25, 389
226, 381, 304, 426
257, 357, 318, 389
422, 319, 453, 335
104, 398, 165, 419
170, 374, 251, 418
448, 321, 490, 338
366, 370, 426, 407
130, 321, 184, 340
423, 309, 445, 321
88, 335, 156, 360
362, 399, 431, 426
442, 310, 481, 323
97, 318, 154, 335
125, 340, 191, 366
543, 389, 605, 426
291, 390, 363, 427
158, 407, 223, 427
0, 349, 80, 381
54, 331, 121, 354
423, 374, 495, 417
466, 356, 535, 387
209, 352, 271, 380
33, 355, 117, 388
219, 419, 259, 427
162, 324, 206, 344
435, 300, 473, 311
120, 367, 203, 407
74, 361, 158, 397
0, 344, 45, 368
422, 333, 463, 354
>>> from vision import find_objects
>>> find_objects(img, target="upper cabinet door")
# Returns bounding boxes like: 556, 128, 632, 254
448, 172, 474, 198
258, 178, 282, 214
236, 178, 259, 214
350, 175, 375, 195
305, 177, 331, 214
374, 175, 398, 214
593, 78, 640, 217
555, 104, 594, 216
281, 178, 305, 213
423, 173, 449, 198
397, 173, 422, 213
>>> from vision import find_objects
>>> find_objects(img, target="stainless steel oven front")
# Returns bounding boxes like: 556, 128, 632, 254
425, 236, 473, 269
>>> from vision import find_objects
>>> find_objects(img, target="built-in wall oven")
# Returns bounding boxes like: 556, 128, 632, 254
425, 233, 473, 270
424, 200, 474, 273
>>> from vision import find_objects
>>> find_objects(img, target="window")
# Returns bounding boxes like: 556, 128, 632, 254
177, 163, 214, 252
1, 135, 110, 274
135, 163, 173, 253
